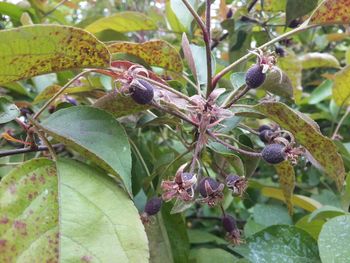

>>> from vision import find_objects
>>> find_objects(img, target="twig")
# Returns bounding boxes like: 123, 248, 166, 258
205, 0, 213, 97
150, 101, 198, 127
207, 130, 262, 157
137, 74, 195, 104
33, 70, 92, 120
224, 85, 250, 108
332, 106, 350, 140
29, 118, 57, 161
247, 0, 258, 12
43, 0, 68, 17
181, 0, 212, 97
211, 24, 316, 88
0, 144, 63, 158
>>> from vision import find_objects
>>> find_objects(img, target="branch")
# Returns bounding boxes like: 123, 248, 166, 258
33, 70, 92, 120
205, 0, 213, 97
0, 144, 63, 158
211, 24, 316, 88
207, 130, 262, 157
181, 0, 212, 97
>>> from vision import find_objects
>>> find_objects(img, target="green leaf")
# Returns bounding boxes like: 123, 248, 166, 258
0, 2, 27, 23
260, 0, 286, 11
108, 40, 183, 72
145, 214, 174, 263
162, 202, 190, 263
93, 91, 150, 118
0, 159, 59, 262
261, 187, 322, 212
40, 106, 132, 194
57, 158, 149, 262
278, 52, 303, 103
260, 70, 294, 99
285, 0, 318, 25
333, 65, 350, 106
308, 205, 347, 222
188, 229, 227, 245
318, 215, 350, 263
234, 225, 320, 262
0, 97, 20, 124
190, 44, 216, 86
208, 142, 245, 176
168, 0, 196, 32
244, 217, 266, 237
295, 215, 324, 240
253, 204, 292, 226
230, 72, 246, 90
299, 53, 340, 69
309, 80, 333, 105
255, 102, 345, 190
85, 11, 157, 34
190, 248, 238, 263
33, 84, 95, 104
182, 33, 198, 83
275, 161, 296, 214
0, 25, 110, 85
309, 0, 350, 25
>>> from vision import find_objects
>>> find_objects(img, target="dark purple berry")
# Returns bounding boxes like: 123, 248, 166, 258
245, 64, 266, 89
262, 143, 286, 164
226, 8, 233, 19
130, 79, 154, 104
288, 19, 301, 28
259, 129, 273, 143
275, 47, 285, 57
222, 215, 237, 233
144, 197, 162, 216
258, 124, 272, 133
198, 177, 220, 197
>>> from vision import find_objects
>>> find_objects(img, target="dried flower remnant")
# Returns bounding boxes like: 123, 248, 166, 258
226, 175, 247, 197
222, 215, 243, 245
198, 177, 224, 207
161, 169, 197, 202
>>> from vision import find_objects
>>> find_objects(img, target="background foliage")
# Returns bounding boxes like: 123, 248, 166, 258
0, 0, 350, 262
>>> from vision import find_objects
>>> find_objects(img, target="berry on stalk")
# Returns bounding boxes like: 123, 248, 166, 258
222, 215, 242, 245
141, 196, 162, 224
129, 79, 154, 104
261, 143, 286, 164
245, 64, 266, 89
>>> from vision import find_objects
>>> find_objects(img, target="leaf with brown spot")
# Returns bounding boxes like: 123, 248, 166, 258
0, 158, 59, 263
0, 25, 110, 85
255, 102, 345, 190
309, 0, 350, 25
332, 65, 350, 106
93, 91, 150, 118
85, 11, 157, 34
275, 161, 295, 215
108, 40, 183, 72
33, 84, 97, 105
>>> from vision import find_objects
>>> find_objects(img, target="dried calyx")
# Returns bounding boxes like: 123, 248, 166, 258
226, 175, 247, 197
198, 177, 224, 207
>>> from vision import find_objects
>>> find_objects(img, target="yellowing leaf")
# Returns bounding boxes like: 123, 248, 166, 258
275, 161, 295, 214
85, 11, 157, 34
0, 25, 110, 85
261, 187, 322, 212
255, 102, 345, 190
333, 65, 350, 106
33, 84, 96, 104
299, 52, 340, 69
309, 0, 350, 25
108, 40, 183, 72
278, 52, 303, 103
